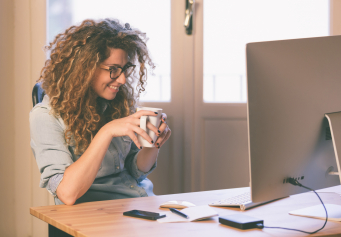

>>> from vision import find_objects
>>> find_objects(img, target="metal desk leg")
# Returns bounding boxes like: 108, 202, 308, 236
49, 224, 73, 237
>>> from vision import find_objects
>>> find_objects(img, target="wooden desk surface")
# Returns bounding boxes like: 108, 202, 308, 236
30, 186, 341, 237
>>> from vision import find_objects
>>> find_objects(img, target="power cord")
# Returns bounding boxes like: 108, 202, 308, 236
255, 178, 328, 234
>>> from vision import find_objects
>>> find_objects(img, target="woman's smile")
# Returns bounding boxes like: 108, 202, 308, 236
108, 85, 120, 93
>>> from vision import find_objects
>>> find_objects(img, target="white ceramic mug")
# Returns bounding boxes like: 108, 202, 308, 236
136, 107, 163, 148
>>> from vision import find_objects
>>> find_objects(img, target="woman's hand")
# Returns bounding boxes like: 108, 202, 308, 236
136, 112, 171, 172
155, 113, 171, 149
103, 110, 160, 149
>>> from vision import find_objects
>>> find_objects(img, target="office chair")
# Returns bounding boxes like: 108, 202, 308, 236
32, 83, 72, 236
32, 82, 45, 107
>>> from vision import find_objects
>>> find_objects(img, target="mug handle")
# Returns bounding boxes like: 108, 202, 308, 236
140, 116, 147, 132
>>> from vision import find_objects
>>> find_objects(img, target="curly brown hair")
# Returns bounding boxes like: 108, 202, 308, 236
38, 19, 154, 154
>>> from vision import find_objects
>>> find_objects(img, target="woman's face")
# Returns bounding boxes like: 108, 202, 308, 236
91, 48, 128, 100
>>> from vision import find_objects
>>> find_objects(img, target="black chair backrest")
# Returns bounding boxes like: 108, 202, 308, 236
32, 83, 45, 107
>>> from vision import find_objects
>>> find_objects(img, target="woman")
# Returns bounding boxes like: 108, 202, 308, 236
29, 19, 171, 205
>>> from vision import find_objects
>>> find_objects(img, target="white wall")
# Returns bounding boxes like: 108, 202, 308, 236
0, 0, 50, 236
0, 0, 16, 235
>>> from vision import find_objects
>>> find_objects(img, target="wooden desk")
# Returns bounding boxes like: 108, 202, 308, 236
30, 186, 341, 237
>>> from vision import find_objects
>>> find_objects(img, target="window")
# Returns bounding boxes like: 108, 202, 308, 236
203, 0, 329, 103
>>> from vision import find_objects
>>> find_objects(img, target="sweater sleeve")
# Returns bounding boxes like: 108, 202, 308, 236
29, 105, 74, 190
124, 143, 157, 183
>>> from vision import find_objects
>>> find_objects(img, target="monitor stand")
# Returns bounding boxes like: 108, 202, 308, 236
325, 112, 341, 183
286, 113, 341, 223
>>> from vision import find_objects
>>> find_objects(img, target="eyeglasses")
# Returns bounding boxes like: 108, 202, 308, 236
99, 63, 136, 80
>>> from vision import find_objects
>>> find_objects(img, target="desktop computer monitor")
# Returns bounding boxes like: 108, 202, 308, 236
247, 35, 341, 203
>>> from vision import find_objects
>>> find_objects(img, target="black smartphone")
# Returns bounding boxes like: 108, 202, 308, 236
123, 210, 166, 220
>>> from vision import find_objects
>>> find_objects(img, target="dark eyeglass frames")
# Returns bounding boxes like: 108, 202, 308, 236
99, 63, 136, 80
